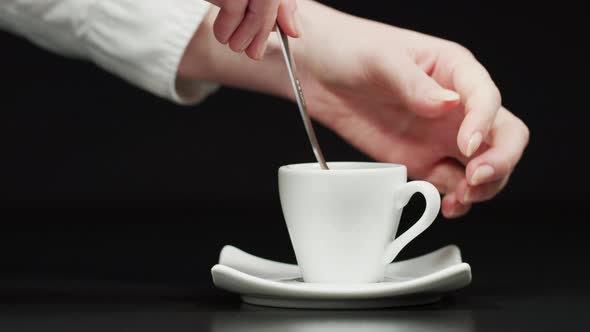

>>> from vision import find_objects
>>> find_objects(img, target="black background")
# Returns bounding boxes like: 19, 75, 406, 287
1, 1, 588, 203
0, 1, 589, 329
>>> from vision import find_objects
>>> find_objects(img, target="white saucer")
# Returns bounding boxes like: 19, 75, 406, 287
211, 245, 472, 309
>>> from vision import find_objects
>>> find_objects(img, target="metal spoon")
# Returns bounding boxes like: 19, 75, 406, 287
276, 27, 329, 170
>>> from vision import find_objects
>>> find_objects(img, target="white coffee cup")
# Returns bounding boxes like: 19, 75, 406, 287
279, 162, 441, 284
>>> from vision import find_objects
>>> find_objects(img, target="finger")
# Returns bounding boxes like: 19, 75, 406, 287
229, 0, 279, 54
245, 31, 270, 60
245, 1, 281, 59
451, 52, 502, 157
380, 58, 461, 118
277, 0, 300, 37
245, 31, 272, 61
213, 0, 248, 44
422, 159, 465, 194
456, 176, 510, 204
465, 108, 529, 187
442, 192, 472, 219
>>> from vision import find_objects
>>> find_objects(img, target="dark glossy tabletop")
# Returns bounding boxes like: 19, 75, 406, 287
0, 202, 588, 331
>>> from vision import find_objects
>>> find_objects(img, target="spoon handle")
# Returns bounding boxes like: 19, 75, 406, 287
276, 26, 329, 170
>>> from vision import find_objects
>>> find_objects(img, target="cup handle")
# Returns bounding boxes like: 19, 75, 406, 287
382, 181, 441, 264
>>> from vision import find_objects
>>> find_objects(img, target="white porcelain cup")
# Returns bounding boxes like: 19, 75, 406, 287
279, 162, 441, 284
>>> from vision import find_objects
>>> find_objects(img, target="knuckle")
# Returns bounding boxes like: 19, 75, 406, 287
225, 0, 248, 14
246, 0, 276, 16
520, 120, 531, 146
282, 0, 298, 10
499, 176, 511, 191
243, 10, 260, 24
446, 41, 475, 59
496, 158, 514, 174
490, 84, 502, 107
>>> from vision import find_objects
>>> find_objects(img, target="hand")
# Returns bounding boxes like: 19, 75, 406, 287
205, 0, 300, 60
291, 1, 529, 218
178, 1, 529, 219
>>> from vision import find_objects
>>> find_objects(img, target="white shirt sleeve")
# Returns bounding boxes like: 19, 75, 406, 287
0, 0, 219, 105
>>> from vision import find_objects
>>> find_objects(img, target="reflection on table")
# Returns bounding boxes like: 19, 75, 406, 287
211, 303, 475, 332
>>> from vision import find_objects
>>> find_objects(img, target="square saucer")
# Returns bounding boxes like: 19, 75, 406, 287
211, 245, 471, 309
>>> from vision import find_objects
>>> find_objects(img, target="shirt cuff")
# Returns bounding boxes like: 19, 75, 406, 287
84, 0, 219, 105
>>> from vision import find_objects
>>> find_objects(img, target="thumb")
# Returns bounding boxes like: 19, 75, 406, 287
386, 59, 461, 118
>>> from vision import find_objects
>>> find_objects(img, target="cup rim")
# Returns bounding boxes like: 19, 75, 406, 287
279, 162, 407, 174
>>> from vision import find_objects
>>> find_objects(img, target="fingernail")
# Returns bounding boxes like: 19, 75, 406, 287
219, 36, 229, 44
238, 35, 255, 52
447, 208, 456, 218
219, 31, 231, 44
466, 132, 482, 157
455, 203, 471, 218
215, 25, 231, 44
470, 165, 495, 186
463, 189, 471, 203
256, 41, 268, 60
430, 89, 460, 102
